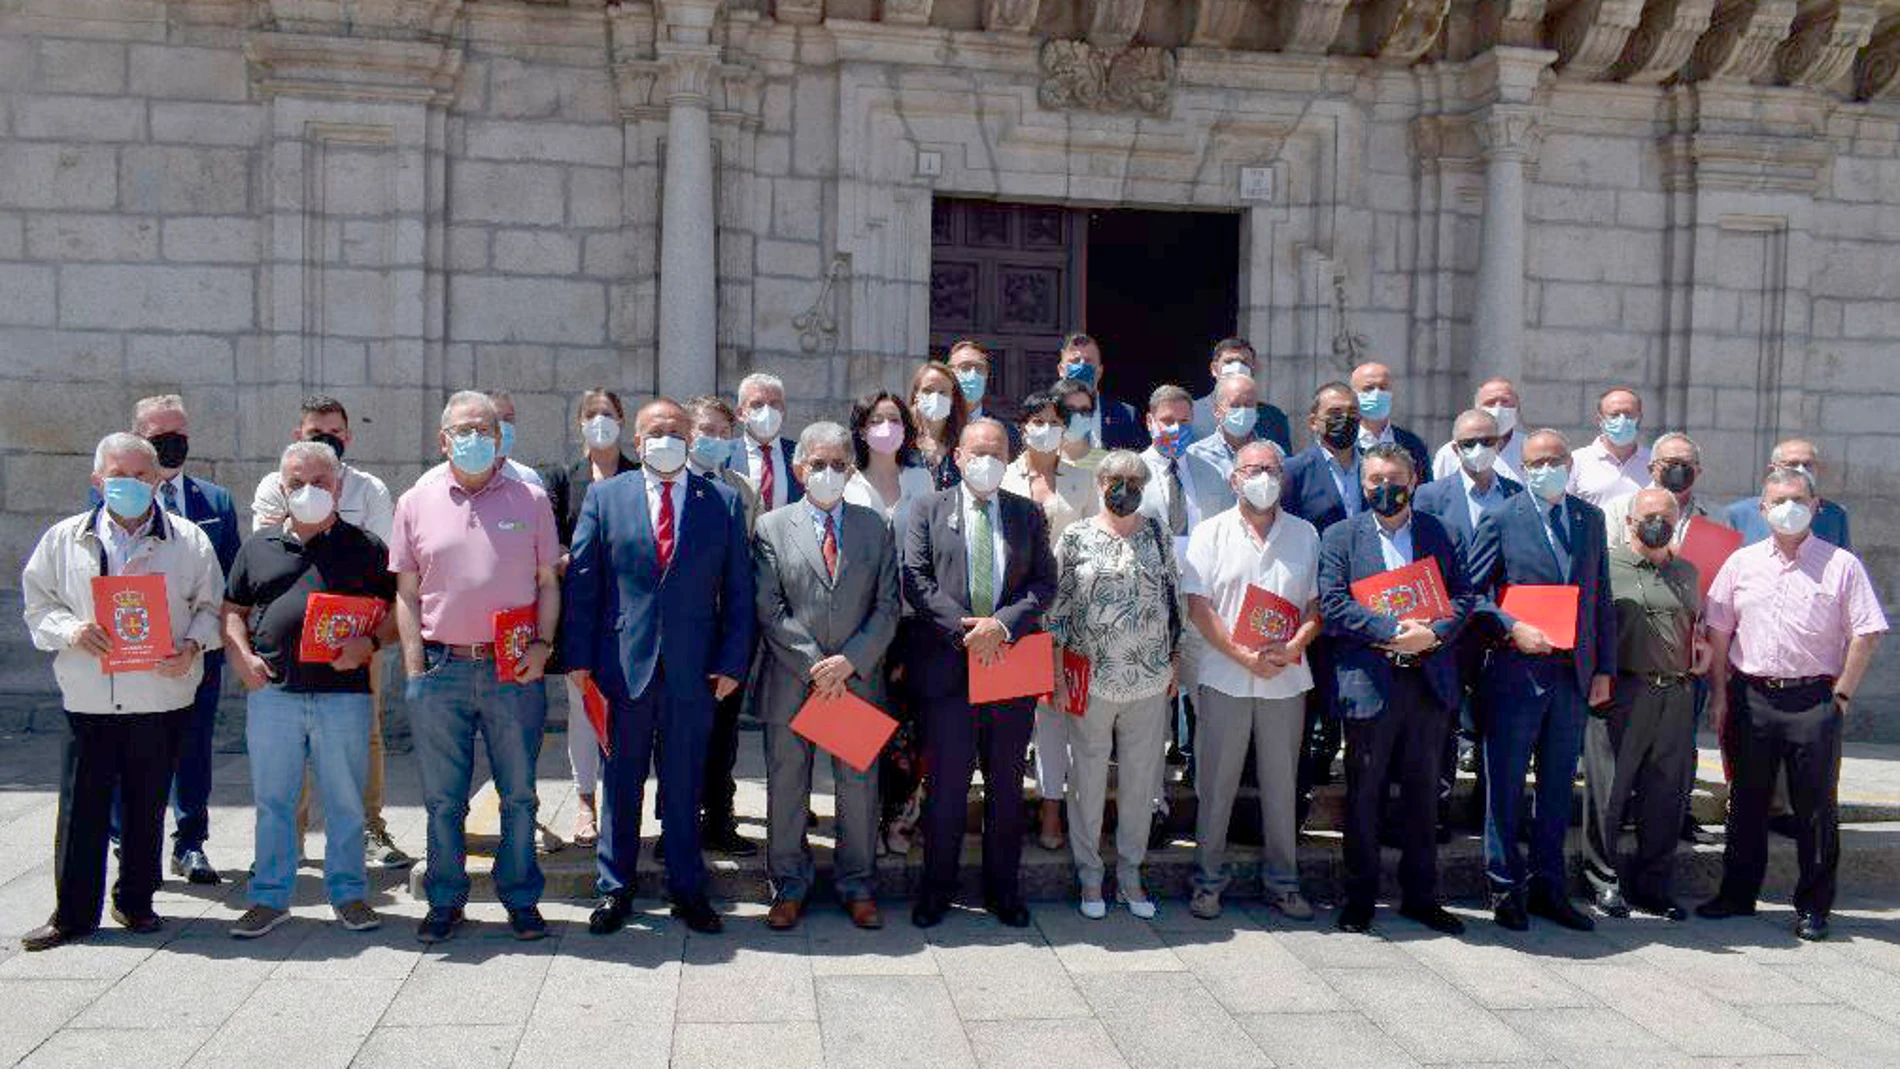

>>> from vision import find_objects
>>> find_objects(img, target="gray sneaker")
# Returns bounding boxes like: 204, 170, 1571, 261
230, 905, 290, 939
1272, 890, 1315, 921
365, 829, 413, 869
333, 900, 381, 932
1190, 888, 1222, 920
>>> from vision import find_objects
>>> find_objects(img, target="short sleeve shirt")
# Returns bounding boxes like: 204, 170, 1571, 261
1181, 508, 1320, 699
224, 521, 396, 692
1607, 542, 1699, 675
387, 472, 559, 645
1705, 534, 1889, 679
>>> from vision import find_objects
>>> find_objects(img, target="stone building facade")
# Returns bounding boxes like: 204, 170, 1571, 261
1, 0, 1897, 720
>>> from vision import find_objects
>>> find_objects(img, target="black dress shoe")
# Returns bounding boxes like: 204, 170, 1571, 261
1398, 902, 1466, 935
1528, 889, 1597, 931
672, 895, 724, 934
1493, 895, 1530, 932
21, 921, 91, 952
911, 895, 949, 929
1625, 894, 1687, 921
701, 824, 758, 857
1595, 886, 1631, 919
110, 906, 164, 934
508, 906, 548, 941
171, 849, 222, 886
1336, 903, 1374, 933
1695, 896, 1756, 920
1680, 814, 1716, 845
589, 895, 632, 935
415, 906, 464, 944
1794, 912, 1829, 941
984, 897, 1031, 928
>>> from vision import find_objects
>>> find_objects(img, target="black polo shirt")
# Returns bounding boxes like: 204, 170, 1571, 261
225, 520, 396, 693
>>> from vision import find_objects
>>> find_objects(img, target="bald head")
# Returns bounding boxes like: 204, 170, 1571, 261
1474, 378, 1518, 408
1453, 409, 1499, 442
1630, 487, 1678, 522
635, 398, 689, 439
1351, 363, 1391, 392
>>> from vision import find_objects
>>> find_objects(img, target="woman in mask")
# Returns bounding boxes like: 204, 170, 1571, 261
1001, 388, 1104, 851
909, 361, 968, 490
538, 388, 636, 848
1046, 450, 1181, 919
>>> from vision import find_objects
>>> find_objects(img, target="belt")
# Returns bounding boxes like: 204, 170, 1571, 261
428, 641, 494, 662
1739, 672, 1833, 693
1384, 651, 1423, 669
1622, 670, 1693, 688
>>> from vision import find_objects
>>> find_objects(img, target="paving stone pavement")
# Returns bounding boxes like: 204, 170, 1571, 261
1, 732, 1897, 1068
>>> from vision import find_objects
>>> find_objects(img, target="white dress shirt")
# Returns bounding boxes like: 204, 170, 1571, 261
1181, 507, 1319, 700
1432, 433, 1525, 483
1457, 467, 1509, 531
1326, 451, 1362, 518
1568, 438, 1651, 508
644, 470, 687, 536
745, 434, 791, 510
1375, 517, 1414, 571
97, 508, 155, 576
959, 484, 1009, 608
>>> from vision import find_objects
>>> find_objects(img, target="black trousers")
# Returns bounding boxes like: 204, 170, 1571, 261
55, 708, 189, 933
1341, 671, 1447, 911
1296, 640, 1339, 806
1719, 674, 1842, 917
1581, 676, 1696, 902
700, 686, 743, 831
920, 694, 1034, 903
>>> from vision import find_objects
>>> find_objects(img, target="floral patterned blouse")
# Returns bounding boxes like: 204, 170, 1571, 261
1048, 516, 1182, 702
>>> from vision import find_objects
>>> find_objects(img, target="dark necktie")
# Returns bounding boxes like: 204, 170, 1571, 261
1547, 502, 1571, 555
758, 444, 776, 508
656, 482, 676, 571
821, 510, 838, 579
1166, 459, 1187, 536
160, 481, 180, 515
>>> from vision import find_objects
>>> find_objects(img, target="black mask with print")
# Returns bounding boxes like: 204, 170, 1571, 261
1367, 483, 1410, 517
1321, 412, 1359, 451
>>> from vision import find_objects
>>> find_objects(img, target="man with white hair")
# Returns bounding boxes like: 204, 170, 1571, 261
1725, 438, 1851, 550
21, 433, 223, 951
222, 442, 398, 938
1432, 377, 1525, 482
418, 390, 545, 489
733, 372, 803, 510
753, 421, 900, 931
1601, 432, 1717, 544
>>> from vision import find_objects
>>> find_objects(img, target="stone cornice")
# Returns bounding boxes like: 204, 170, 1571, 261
245, 28, 464, 106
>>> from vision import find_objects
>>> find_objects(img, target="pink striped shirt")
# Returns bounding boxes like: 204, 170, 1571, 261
388, 471, 558, 645
1705, 534, 1887, 679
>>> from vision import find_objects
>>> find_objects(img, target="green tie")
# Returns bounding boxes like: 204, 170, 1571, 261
970, 498, 995, 617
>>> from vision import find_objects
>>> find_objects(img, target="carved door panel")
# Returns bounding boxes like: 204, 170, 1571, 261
928, 199, 1085, 422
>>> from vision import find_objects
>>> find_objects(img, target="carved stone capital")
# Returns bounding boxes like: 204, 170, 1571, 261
658, 46, 720, 104
1087, 0, 1148, 50
1609, 0, 1717, 84
1550, 0, 1647, 80
984, 0, 1042, 33
1475, 104, 1544, 163
884, 0, 935, 26
1854, 15, 1900, 99
1682, 0, 1798, 83
1368, 0, 1454, 65
1469, 45, 1559, 104
1275, 0, 1354, 54
1038, 39, 1177, 117
1775, 0, 1880, 90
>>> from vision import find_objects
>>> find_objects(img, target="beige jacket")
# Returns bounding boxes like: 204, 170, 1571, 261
21, 507, 225, 714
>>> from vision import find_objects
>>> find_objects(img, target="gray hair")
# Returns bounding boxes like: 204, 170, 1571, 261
1770, 439, 1820, 466
1361, 441, 1416, 476
132, 393, 186, 429
737, 372, 784, 402
281, 440, 340, 475
440, 389, 498, 430
1526, 426, 1572, 453
1453, 408, 1499, 435
1237, 438, 1287, 463
1763, 467, 1815, 498
1095, 449, 1149, 487
1214, 372, 1256, 402
94, 432, 158, 473
793, 420, 853, 466
961, 416, 1009, 444
1147, 383, 1193, 411
1651, 430, 1701, 464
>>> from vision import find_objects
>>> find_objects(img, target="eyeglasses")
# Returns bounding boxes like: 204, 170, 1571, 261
1067, 409, 1096, 420
1103, 479, 1142, 496
1234, 465, 1279, 479
1523, 459, 1569, 471
1456, 436, 1500, 450
444, 423, 492, 437
804, 459, 851, 474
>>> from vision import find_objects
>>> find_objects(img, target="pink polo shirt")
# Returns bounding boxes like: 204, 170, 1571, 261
1705, 534, 1888, 679
388, 469, 559, 645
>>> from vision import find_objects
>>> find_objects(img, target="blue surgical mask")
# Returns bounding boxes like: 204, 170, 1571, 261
1525, 463, 1570, 503
1220, 404, 1258, 439
954, 368, 986, 403
102, 477, 154, 520
1357, 388, 1392, 421
690, 434, 731, 471
1601, 413, 1639, 447
448, 431, 498, 476
1061, 361, 1097, 388
1064, 411, 1096, 443
499, 420, 516, 458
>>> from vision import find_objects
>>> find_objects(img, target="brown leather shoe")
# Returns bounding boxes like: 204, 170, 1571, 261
846, 899, 883, 930
766, 897, 804, 931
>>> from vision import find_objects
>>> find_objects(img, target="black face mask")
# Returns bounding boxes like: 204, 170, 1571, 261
1367, 483, 1410, 518
1103, 482, 1143, 518
309, 431, 347, 462
1636, 516, 1674, 549
1320, 411, 1359, 451
1655, 461, 1695, 494
148, 431, 189, 469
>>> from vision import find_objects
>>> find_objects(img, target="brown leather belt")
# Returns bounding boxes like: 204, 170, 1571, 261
1740, 672, 1833, 693
431, 642, 494, 661
1622, 671, 1693, 688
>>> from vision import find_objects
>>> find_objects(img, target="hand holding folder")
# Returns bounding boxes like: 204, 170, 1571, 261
1499, 584, 1580, 650
968, 631, 1056, 705
1348, 557, 1453, 623
579, 676, 613, 758
91, 575, 173, 674
1678, 517, 1742, 601
791, 690, 898, 773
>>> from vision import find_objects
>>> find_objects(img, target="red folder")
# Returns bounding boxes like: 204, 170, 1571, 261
1499, 584, 1580, 650
92, 575, 173, 673
1233, 584, 1302, 651
1678, 516, 1742, 601
579, 676, 612, 758
1059, 647, 1090, 717
298, 593, 385, 664
493, 605, 538, 683
791, 690, 898, 773
1349, 557, 1453, 623
968, 631, 1056, 705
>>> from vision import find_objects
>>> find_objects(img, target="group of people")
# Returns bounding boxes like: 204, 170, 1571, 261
16, 331, 1884, 952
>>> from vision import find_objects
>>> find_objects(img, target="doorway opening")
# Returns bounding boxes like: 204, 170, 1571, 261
1082, 208, 1241, 410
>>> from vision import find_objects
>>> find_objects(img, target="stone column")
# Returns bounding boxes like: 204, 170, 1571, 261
1468, 47, 1555, 383
656, 0, 723, 399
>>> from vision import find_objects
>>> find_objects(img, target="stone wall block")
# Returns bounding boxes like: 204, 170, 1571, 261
13, 96, 146, 142
25, 215, 158, 262
450, 276, 608, 345
0, 264, 57, 327
450, 161, 567, 226
129, 44, 249, 102
118, 147, 251, 215
493, 230, 583, 275
59, 265, 255, 332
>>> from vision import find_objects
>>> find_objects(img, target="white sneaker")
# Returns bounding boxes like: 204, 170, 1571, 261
1079, 894, 1108, 920
1190, 889, 1222, 919
1272, 889, 1315, 921
1118, 889, 1158, 920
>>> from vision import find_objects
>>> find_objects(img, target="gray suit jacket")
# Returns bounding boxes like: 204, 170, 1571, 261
752, 501, 901, 724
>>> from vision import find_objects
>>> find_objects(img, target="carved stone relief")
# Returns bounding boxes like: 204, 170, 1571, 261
1037, 39, 1178, 117
1608, 0, 1717, 84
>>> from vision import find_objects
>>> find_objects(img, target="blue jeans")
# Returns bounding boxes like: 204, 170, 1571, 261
406, 651, 547, 910
1482, 658, 1587, 896
246, 685, 370, 909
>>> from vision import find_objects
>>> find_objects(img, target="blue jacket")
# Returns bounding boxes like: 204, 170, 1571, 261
1318, 510, 1473, 719
560, 469, 755, 703
1464, 491, 1617, 695
1098, 393, 1150, 451
1281, 444, 1362, 534
729, 436, 804, 505
1412, 472, 1524, 551
89, 474, 240, 576
1725, 495, 1850, 551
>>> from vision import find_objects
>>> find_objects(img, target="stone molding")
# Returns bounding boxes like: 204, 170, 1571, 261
1682, 0, 1799, 83
258, 0, 463, 40
245, 30, 465, 106
1276, 0, 1354, 54
1086, 0, 1146, 49
1369, 0, 1455, 65
983, 0, 1041, 34
1854, 14, 1900, 99
1773, 0, 1880, 91
885, 0, 935, 27
1037, 39, 1178, 116
1550, 0, 1647, 80
1609, 0, 1717, 84
1188, 0, 1253, 48
775, 0, 825, 25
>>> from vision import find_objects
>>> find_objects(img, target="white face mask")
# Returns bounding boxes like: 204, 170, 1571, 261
1765, 499, 1813, 537
743, 404, 783, 442
1218, 360, 1251, 379
1239, 472, 1281, 511
287, 484, 335, 525
1023, 422, 1063, 455
915, 391, 952, 424
582, 414, 621, 450
961, 454, 1005, 496
1481, 403, 1518, 436
804, 466, 848, 506
1459, 443, 1498, 474
642, 435, 687, 475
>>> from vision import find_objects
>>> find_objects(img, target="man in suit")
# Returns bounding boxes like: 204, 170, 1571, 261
1465, 428, 1618, 933
565, 398, 755, 936
1183, 373, 1271, 496
1413, 409, 1524, 832
1725, 439, 1851, 550
733, 371, 803, 511
1350, 362, 1432, 481
902, 418, 1057, 928
1139, 385, 1229, 538
1319, 444, 1473, 934
1190, 337, 1293, 451
1432, 377, 1525, 482
753, 422, 901, 931
1055, 332, 1148, 451
128, 394, 241, 886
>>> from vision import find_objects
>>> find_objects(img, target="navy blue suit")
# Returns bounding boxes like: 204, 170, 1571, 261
1280, 444, 1362, 800
1378, 424, 1435, 486
562, 469, 755, 900
1282, 444, 1362, 534
1463, 491, 1618, 899
1098, 393, 1150, 451
730, 436, 804, 505
93, 474, 237, 858
1319, 510, 1473, 910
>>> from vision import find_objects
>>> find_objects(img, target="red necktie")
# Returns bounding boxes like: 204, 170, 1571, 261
758, 443, 776, 507
656, 480, 676, 571
822, 510, 838, 578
